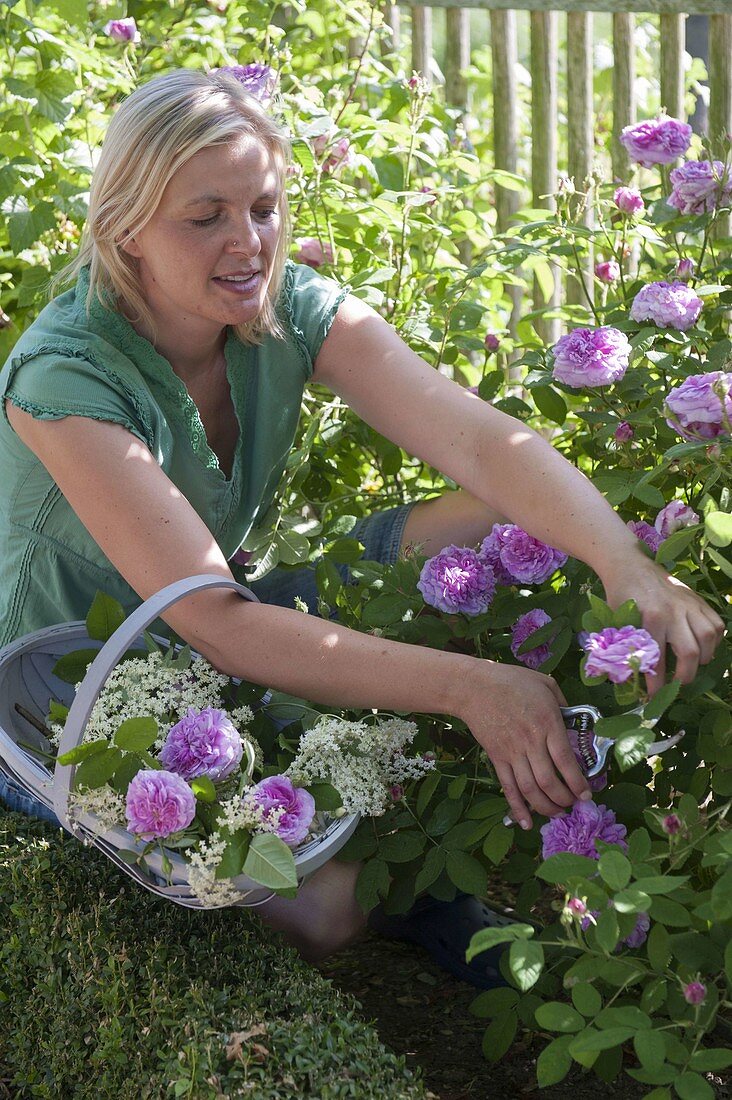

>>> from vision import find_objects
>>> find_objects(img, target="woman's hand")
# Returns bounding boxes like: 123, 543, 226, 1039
600, 553, 725, 696
459, 661, 592, 830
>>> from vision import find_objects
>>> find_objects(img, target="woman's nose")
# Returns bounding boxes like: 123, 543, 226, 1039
227, 218, 262, 257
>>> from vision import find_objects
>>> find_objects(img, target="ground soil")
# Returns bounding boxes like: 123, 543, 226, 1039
320, 930, 730, 1100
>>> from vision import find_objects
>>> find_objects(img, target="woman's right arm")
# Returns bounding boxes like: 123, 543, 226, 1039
5, 403, 591, 826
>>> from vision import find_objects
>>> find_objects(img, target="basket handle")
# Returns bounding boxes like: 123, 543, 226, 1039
53, 574, 258, 827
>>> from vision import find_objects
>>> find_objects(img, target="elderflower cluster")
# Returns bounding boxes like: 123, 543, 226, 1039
68, 785, 127, 831
78, 651, 231, 744
286, 715, 434, 816
186, 793, 287, 906
187, 833, 242, 907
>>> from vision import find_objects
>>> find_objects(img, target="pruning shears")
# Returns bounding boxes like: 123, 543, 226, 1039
502, 704, 685, 827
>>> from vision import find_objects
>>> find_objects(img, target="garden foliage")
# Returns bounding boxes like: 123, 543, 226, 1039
1, 0, 731, 1095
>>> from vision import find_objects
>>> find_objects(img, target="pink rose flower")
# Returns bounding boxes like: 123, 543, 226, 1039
614, 186, 645, 216
654, 500, 699, 539
104, 17, 140, 42
295, 238, 334, 268
595, 260, 620, 284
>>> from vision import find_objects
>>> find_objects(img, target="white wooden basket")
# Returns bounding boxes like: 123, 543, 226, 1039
0, 574, 359, 908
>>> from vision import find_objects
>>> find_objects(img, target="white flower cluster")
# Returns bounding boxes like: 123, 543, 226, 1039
67, 785, 127, 831
286, 715, 435, 816
186, 793, 286, 906
47, 652, 260, 763
81, 651, 231, 744
188, 833, 241, 907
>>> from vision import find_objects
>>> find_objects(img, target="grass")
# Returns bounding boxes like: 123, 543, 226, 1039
0, 813, 426, 1099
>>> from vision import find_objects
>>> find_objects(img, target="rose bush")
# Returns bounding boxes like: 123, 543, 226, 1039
1, 1, 730, 1094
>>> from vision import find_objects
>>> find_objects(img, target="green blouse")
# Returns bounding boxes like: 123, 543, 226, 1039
0, 261, 349, 646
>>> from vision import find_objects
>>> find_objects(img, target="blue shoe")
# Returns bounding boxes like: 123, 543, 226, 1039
367, 892, 514, 989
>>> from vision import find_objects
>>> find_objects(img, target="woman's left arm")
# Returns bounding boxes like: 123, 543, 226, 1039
312, 295, 725, 692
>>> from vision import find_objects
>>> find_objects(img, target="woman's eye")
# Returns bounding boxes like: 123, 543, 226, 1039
254, 208, 277, 221
190, 213, 220, 227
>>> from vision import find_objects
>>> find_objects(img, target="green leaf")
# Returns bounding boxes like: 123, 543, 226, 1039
466, 923, 534, 963
52, 648, 100, 684
509, 938, 544, 991
689, 1050, 732, 1072
426, 797, 463, 836
711, 867, 732, 921
705, 510, 732, 547
447, 773, 468, 799
536, 1035, 573, 1087
658, 526, 698, 561
613, 887, 651, 914
480, 1011, 517, 1064
57, 738, 108, 766
535, 1002, 584, 1033
594, 908, 620, 953
306, 783, 343, 812
445, 850, 488, 895
379, 831, 426, 864
469, 986, 519, 1018
242, 833, 297, 890
532, 385, 567, 426
632, 482, 666, 509
569, 1026, 634, 1054
191, 776, 216, 803
415, 771, 441, 817
537, 852, 598, 883
674, 1072, 715, 1100
649, 897, 692, 927
598, 850, 631, 891
414, 846, 446, 894
596, 1006, 651, 1030
215, 828, 251, 879
8, 200, 57, 252
633, 874, 689, 895
45, 0, 87, 24
361, 592, 413, 627
571, 982, 602, 1017
355, 859, 390, 913
276, 528, 310, 565
634, 1029, 666, 1074
85, 591, 126, 641
614, 730, 654, 772
74, 746, 124, 790
642, 680, 682, 722
482, 823, 514, 865
113, 716, 158, 753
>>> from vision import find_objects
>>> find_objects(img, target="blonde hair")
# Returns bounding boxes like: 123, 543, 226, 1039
53, 69, 292, 345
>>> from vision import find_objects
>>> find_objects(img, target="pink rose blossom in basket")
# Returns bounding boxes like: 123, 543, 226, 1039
126, 769, 196, 841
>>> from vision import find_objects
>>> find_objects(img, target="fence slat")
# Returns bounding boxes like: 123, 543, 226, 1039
566, 11, 594, 310
612, 13, 635, 181
659, 14, 685, 120
490, 9, 519, 232
411, 5, 433, 83
531, 11, 559, 343
404, 1, 731, 13
382, 3, 401, 54
445, 8, 470, 110
709, 13, 732, 238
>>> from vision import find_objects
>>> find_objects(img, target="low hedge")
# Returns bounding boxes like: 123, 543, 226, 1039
0, 813, 426, 1099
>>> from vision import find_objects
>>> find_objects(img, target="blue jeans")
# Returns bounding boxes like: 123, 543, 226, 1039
0, 504, 415, 826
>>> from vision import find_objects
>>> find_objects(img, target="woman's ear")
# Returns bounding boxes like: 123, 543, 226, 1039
117, 229, 142, 258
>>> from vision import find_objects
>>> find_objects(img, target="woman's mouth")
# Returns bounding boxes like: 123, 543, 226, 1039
212, 272, 261, 296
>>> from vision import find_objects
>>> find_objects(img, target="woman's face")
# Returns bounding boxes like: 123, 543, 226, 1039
122, 136, 282, 339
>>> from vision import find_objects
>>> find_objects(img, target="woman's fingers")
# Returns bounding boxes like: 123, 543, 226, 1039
494, 761, 533, 831
512, 757, 570, 819
547, 728, 592, 801
689, 608, 725, 667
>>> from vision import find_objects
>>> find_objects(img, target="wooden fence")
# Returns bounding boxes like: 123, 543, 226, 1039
379, 1, 732, 328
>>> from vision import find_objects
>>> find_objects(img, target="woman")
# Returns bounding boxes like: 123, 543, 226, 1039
0, 70, 723, 980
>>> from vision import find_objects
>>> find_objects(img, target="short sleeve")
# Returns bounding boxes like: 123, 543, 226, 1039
281, 261, 350, 378
1, 349, 153, 449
